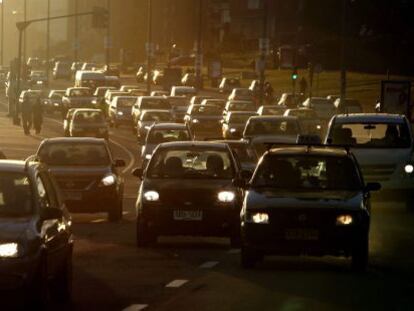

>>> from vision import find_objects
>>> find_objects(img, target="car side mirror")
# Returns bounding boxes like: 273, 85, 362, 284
40, 208, 63, 221
132, 167, 143, 178
365, 182, 381, 192
114, 159, 126, 167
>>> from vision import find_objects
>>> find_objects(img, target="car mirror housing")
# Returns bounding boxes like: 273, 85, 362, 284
114, 159, 126, 167
132, 167, 143, 179
40, 208, 63, 221
365, 182, 381, 192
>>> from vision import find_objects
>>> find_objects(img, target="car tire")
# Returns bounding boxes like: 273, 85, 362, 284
241, 245, 257, 269
51, 246, 73, 302
351, 236, 369, 272
108, 198, 123, 222
136, 216, 157, 247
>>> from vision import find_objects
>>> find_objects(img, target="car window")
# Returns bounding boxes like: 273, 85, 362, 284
141, 100, 171, 110
148, 129, 191, 144
192, 105, 222, 116
39, 143, 111, 166
330, 122, 411, 148
148, 148, 235, 179
230, 102, 255, 111
141, 112, 171, 122
117, 98, 136, 108
70, 89, 91, 97
0, 173, 32, 216
252, 155, 362, 191
73, 111, 104, 123
229, 114, 254, 123
36, 175, 51, 209
245, 119, 300, 136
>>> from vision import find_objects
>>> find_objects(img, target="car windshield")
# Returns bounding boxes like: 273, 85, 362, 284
227, 79, 240, 86
70, 89, 91, 97
192, 106, 222, 116
229, 102, 255, 111
229, 114, 254, 123
262, 107, 284, 115
245, 119, 300, 136
148, 129, 191, 144
117, 98, 136, 108
73, 111, 104, 123
230, 144, 257, 163
169, 99, 189, 107
288, 110, 317, 118
142, 112, 171, 122
252, 155, 362, 191
148, 148, 234, 179
0, 173, 32, 216
39, 143, 110, 166
330, 122, 411, 148
235, 89, 251, 97
141, 99, 170, 110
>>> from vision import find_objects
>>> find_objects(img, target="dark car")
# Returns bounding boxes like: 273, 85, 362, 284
36, 138, 125, 222
240, 145, 381, 270
0, 159, 73, 306
184, 104, 223, 139
133, 141, 245, 247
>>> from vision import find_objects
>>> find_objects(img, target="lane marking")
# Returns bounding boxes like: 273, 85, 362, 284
199, 261, 219, 269
123, 304, 148, 311
91, 219, 106, 223
165, 279, 188, 288
227, 249, 240, 254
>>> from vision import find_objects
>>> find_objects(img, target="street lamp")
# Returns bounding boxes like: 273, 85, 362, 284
46, 0, 50, 81
0, 0, 4, 66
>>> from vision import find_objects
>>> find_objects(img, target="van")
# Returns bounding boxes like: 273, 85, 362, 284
75, 70, 106, 90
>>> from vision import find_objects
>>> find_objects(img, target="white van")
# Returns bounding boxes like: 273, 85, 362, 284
75, 70, 106, 90
325, 113, 414, 209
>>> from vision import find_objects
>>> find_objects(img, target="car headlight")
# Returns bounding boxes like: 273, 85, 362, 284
217, 191, 235, 203
36, 81, 43, 85
230, 128, 237, 133
54, 102, 59, 106
192, 119, 199, 124
405, 164, 414, 174
251, 213, 269, 224
144, 190, 159, 201
316, 125, 322, 130
101, 174, 116, 186
117, 111, 124, 116
336, 214, 353, 226
0, 243, 20, 258
145, 154, 152, 160
92, 99, 98, 105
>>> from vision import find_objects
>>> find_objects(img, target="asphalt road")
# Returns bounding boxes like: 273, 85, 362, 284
1, 80, 414, 311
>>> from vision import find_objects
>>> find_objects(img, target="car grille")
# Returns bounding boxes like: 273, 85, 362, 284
360, 164, 396, 182
56, 177, 98, 190
159, 189, 218, 208
265, 208, 339, 228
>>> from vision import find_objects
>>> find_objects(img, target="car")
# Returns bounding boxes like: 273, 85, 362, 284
108, 96, 137, 127
181, 73, 196, 87
132, 96, 171, 125
200, 99, 227, 111
27, 57, 44, 70
325, 113, 414, 210
223, 100, 256, 117
277, 93, 303, 109
120, 85, 140, 92
128, 88, 147, 96
61, 87, 95, 114
326, 94, 340, 103
104, 90, 130, 108
136, 66, 146, 83
166, 96, 190, 122
52, 61, 71, 80
333, 98, 363, 114
81, 62, 97, 71
190, 95, 214, 106
222, 111, 257, 139
136, 109, 173, 141
101, 64, 120, 77
150, 90, 169, 97
257, 105, 286, 116
301, 97, 336, 121
228, 88, 254, 102
42, 90, 65, 114
243, 116, 301, 156
170, 86, 197, 98
133, 141, 245, 247
240, 144, 381, 270
0, 158, 73, 305
152, 70, 164, 85
248, 79, 262, 96
184, 104, 223, 139
104, 76, 121, 89
211, 140, 258, 173
63, 108, 77, 136
92, 86, 117, 105
70, 61, 83, 76
219, 77, 241, 93
141, 123, 192, 167
284, 108, 322, 135
28, 70, 48, 88
68, 109, 109, 139
36, 138, 125, 221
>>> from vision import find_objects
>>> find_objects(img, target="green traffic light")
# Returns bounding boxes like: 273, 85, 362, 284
292, 74, 298, 80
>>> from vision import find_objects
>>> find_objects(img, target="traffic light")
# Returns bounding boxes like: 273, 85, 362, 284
292, 67, 298, 81
92, 7, 109, 29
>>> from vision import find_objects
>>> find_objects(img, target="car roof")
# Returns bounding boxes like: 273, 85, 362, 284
73, 108, 102, 113
158, 141, 229, 150
267, 146, 349, 157
248, 116, 298, 121
228, 111, 257, 116
333, 113, 406, 123
41, 137, 106, 144
142, 109, 171, 114
151, 123, 188, 129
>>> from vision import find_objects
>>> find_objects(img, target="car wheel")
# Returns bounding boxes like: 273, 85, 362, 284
51, 246, 73, 302
241, 245, 257, 269
351, 236, 369, 272
108, 198, 123, 222
136, 215, 157, 247
27, 254, 49, 308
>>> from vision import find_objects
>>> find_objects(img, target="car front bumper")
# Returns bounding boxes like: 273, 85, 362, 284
63, 187, 120, 213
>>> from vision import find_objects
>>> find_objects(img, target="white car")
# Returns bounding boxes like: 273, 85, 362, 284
325, 113, 414, 209
170, 86, 197, 98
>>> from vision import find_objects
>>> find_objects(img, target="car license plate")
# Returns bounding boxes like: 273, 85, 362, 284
285, 229, 319, 241
65, 192, 82, 201
173, 210, 203, 221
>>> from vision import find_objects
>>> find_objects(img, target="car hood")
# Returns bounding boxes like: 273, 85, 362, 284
246, 189, 363, 211
47, 166, 111, 177
0, 217, 32, 241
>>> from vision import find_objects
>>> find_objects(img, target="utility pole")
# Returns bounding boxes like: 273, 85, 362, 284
146, 0, 152, 95
258, 0, 269, 107
105, 0, 111, 67
195, 0, 203, 90
46, 0, 50, 81
74, 0, 79, 62
1, 0, 4, 66
23, 0, 26, 63
340, 0, 347, 101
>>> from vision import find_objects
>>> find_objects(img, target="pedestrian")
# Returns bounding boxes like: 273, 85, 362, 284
20, 94, 32, 135
300, 77, 308, 95
32, 96, 44, 135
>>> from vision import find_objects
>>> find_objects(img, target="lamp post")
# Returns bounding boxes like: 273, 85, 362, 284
23, 0, 26, 63
195, 0, 203, 90
146, 0, 152, 95
74, 0, 78, 61
340, 0, 347, 101
46, 0, 50, 81
0, 0, 4, 66
105, 0, 110, 67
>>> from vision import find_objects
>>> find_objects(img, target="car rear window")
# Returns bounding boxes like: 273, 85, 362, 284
245, 119, 300, 136
148, 129, 191, 144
